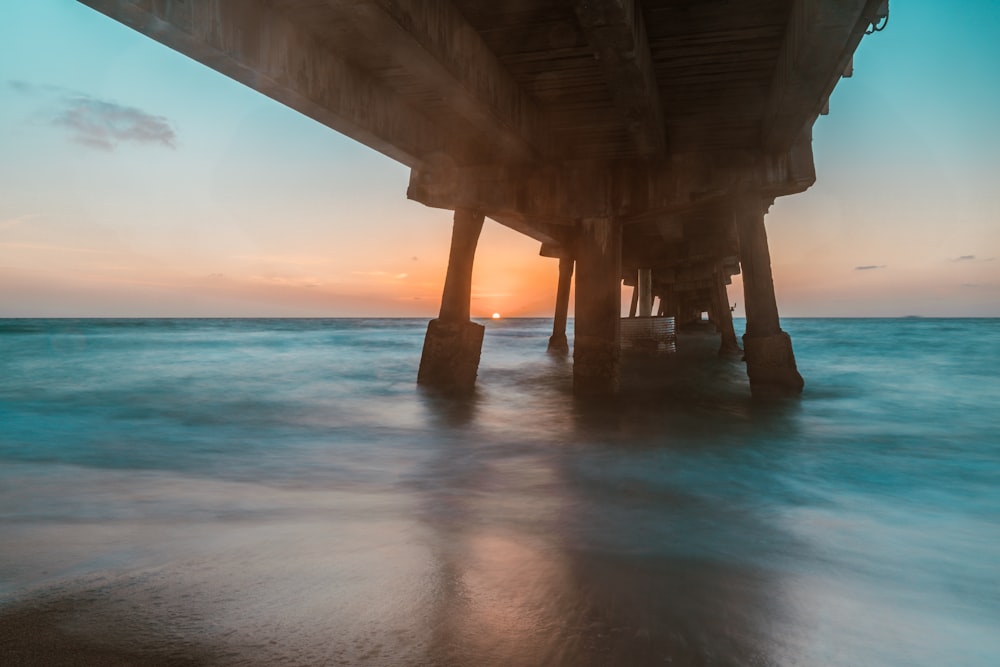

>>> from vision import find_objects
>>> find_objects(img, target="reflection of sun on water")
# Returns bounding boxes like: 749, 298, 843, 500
492, 313, 501, 319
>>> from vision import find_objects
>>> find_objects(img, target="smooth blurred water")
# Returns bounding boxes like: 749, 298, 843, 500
1, 317, 998, 666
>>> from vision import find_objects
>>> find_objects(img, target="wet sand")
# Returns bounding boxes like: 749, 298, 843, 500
1, 604, 213, 666
0, 546, 782, 666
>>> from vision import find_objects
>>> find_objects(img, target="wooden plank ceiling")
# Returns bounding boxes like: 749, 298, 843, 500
265, 0, 854, 163
457, 0, 793, 158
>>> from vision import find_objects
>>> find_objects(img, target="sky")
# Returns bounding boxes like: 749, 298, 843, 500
0, 0, 998, 318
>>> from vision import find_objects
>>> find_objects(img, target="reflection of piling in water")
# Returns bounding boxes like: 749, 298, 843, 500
413, 380, 796, 667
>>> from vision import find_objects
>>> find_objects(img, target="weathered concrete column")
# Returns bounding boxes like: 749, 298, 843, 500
660, 286, 676, 318
675, 295, 699, 328
637, 268, 653, 317
628, 281, 639, 317
707, 301, 720, 331
573, 217, 622, 396
714, 272, 741, 355
734, 194, 803, 394
548, 257, 574, 353
418, 208, 486, 391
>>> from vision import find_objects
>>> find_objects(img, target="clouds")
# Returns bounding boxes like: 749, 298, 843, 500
55, 96, 176, 150
946, 254, 997, 264
854, 265, 887, 271
8, 80, 176, 150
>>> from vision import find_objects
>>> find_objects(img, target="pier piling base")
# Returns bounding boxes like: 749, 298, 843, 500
574, 335, 620, 396
417, 319, 485, 391
573, 217, 622, 396
417, 207, 485, 392
734, 193, 803, 396
715, 276, 741, 356
743, 331, 803, 395
547, 257, 574, 354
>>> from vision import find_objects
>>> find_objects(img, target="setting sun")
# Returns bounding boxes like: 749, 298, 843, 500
492, 312, 501, 319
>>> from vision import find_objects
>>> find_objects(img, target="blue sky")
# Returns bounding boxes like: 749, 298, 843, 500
1, 0, 997, 317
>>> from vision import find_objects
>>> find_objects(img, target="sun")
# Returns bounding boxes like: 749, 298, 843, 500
491, 312, 501, 319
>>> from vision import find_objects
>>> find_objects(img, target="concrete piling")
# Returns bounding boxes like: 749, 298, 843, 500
418, 208, 486, 391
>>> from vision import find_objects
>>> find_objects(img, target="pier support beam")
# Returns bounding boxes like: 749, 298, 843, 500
548, 257, 574, 353
637, 268, 653, 317
573, 217, 622, 396
418, 208, 485, 391
734, 195, 804, 395
714, 273, 741, 355
660, 286, 676, 319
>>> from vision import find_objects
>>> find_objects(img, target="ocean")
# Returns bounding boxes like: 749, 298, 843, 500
1, 317, 998, 666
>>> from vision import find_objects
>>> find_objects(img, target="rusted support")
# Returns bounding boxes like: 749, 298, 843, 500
548, 257, 575, 353
418, 208, 486, 391
573, 217, 622, 396
733, 195, 803, 394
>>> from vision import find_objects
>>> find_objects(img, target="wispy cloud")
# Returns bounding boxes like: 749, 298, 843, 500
854, 265, 886, 271
9, 81, 62, 96
8, 80, 176, 150
951, 255, 976, 262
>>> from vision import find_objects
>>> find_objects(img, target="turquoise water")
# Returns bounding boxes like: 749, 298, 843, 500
1, 318, 998, 665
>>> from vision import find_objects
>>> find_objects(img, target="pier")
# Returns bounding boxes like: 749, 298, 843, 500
77, 0, 889, 396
